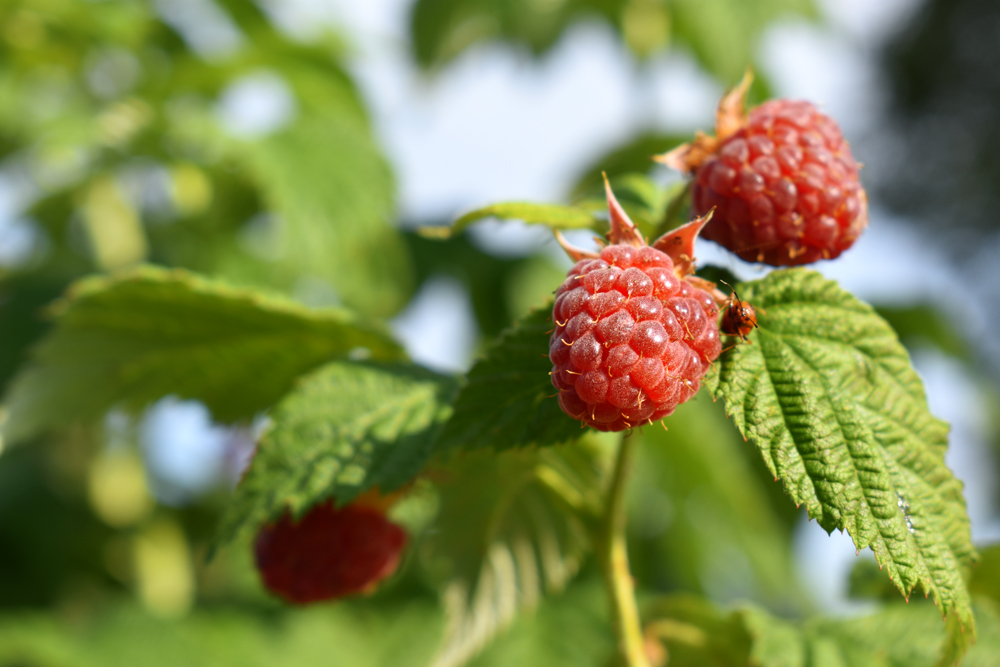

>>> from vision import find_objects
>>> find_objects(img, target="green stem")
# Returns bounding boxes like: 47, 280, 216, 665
599, 432, 650, 667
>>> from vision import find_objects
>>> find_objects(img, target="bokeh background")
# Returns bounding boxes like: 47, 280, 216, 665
0, 0, 998, 664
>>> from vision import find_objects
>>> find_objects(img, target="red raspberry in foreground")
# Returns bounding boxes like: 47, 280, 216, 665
659, 73, 867, 266
254, 499, 407, 604
550, 180, 722, 432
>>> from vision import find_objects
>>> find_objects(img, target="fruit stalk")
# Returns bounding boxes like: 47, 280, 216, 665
599, 432, 650, 667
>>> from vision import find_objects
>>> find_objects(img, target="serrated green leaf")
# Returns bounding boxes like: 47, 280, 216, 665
435, 307, 582, 451
0, 267, 403, 444
213, 361, 455, 547
705, 268, 976, 637
425, 441, 610, 667
430, 202, 601, 239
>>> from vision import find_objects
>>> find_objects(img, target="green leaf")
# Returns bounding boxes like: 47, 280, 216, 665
466, 578, 613, 667
408, 0, 816, 78
424, 441, 610, 667
235, 111, 413, 318
671, 0, 818, 81
0, 267, 403, 444
875, 304, 971, 361
213, 361, 455, 547
970, 543, 1000, 603
629, 392, 805, 610
570, 132, 688, 200
704, 269, 977, 636
740, 598, 1000, 667
429, 202, 601, 239
571, 172, 675, 240
435, 307, 583, 451
643, 594, 754, 667
0, 597, 444, 667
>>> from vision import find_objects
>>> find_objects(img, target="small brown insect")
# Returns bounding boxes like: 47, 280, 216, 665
719, 280, 758, 342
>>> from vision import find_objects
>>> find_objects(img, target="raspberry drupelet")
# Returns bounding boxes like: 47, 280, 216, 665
659, 72, 868, 266
549, 179, 722, 432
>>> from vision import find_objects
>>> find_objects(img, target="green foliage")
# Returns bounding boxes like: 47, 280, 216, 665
229, 112, 413, 317
704, 269, 977, 635
466, 578, 613, 667
0, 598, 444, 667
423, 441, 610, 667
0, 267, 403, 444
743, 598, 1000, 667
644, 594, 1000, 667
572, 172, 677, 240
569, 132, 686, 199
409, 0, 816, 80
628, 392, 804, 610
427, 202, 602, 239
876, 304, 971, 361
435, 307, 583, 451
214, 361, 455, 547
642, 594, 754, 667
669, 0, 817, 82
0, 0, 410, 316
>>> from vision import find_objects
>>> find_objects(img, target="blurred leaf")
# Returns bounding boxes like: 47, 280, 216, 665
572, 172, 682, 240
642, 594, 753, 667
425, 442, 609, 667
0, 273, 64, 393
505, 254, 567, 322
671, 0, 818, 81
466, 578, 613, 667
430, 202, 601, 239
704, 268, 976, 636
408, 0, 815, 81
404, 231, 529, 339
846, 557, 899, 602
234, 111, 413, 318
744, 598, 1000, 667
643, 594, 1000, 667
629, 392, 805, 611
435, 307, 582, 451
1, 267, 403, 444
0, 442, 112, 609
214, 361, 456, 548
0, 597, 443, 667
570, 132, 687, 199
876, 304, 971, 361
409, 0, 617, 69
693, 264, 741, 291
970, 543, 1000, 603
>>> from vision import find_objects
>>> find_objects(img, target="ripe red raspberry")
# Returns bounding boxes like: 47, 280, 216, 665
659, 73, 868, 266
550, 180, 723, 431
254, 498, 407, 604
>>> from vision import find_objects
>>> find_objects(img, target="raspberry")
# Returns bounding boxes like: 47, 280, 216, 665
254, 499, 407, 604
550, 179, 722, 431
659, 73, 868, 266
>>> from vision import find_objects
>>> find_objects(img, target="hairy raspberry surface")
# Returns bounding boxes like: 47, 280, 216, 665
550, 245, 722, 431
693, 99, 866, 266
254, 501, 407, 604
